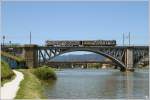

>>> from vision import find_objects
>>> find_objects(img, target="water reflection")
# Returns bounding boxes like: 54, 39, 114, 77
43, 69, 149, 99
126, 72, 133, 99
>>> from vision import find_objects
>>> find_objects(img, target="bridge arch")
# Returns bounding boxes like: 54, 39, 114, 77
46, 48, 126, 71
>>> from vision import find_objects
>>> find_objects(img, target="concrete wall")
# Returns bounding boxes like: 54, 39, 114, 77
23, 45, 38, 68
126, 48, 134, 71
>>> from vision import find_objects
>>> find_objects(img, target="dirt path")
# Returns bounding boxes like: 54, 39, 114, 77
1, 70, 24, 99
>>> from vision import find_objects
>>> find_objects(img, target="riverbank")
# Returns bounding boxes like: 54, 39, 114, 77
1, 74, 16, 86
1, 61, 15, 86
1, 70, 24, 99
15, 69, 46, 99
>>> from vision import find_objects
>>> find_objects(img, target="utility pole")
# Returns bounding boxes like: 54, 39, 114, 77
129, 32, 130, 46
2, 35, 5, 46
123, 33, 124, 46
30, 32, 31, 44
9, 41, 11, 45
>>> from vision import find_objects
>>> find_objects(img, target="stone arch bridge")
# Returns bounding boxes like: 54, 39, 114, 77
20, 45, 148, 72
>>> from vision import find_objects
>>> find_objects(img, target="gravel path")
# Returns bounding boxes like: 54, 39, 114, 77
1, 70, 24, 99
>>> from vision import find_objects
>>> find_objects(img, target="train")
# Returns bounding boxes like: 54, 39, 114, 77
45, 40, 116, 47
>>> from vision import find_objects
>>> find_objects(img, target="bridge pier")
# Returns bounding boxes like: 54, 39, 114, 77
23, 44, 38, 68
120, 68, 126, 72
125, 48, 134, 72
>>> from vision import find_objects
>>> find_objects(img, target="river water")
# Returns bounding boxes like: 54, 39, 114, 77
43, 69, 149, 99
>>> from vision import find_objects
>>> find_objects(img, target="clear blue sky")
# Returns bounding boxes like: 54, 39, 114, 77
1, 1, 148, 46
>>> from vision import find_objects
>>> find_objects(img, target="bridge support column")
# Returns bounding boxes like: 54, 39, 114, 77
23, 44, 38, 68
71, 64, 74, 68
126, 48, 134, 72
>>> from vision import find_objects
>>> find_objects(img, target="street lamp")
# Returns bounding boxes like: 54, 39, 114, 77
9, 41, 12, 45
2, 35, 5, 46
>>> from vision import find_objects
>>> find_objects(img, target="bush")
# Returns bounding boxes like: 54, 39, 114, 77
1, 61, 14, 80
33, 66, 57, 80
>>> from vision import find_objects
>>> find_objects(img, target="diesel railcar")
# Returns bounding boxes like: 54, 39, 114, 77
45, 40, 116, 47
45, 40, 80, 46
81, 40, 116, 46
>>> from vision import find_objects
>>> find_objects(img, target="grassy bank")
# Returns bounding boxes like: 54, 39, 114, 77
1, 61, 15, 86
15, 69, 46, 99
1, 51, 25, 62
15, 66, 57, 99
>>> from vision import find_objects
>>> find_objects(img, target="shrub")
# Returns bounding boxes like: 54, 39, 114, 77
33, 66, 57, 80
1, 61, 14, 80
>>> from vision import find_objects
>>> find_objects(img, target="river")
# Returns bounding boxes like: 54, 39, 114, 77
43, 69, 149, 99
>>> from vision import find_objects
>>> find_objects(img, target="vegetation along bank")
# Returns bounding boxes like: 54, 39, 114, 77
15, 66, 57, 99
1, 61, 15, 86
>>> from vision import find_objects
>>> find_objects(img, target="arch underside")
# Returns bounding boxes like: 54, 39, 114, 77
42, 48, 126, 70
133, 48, 149, 67
134, 54, 149, 67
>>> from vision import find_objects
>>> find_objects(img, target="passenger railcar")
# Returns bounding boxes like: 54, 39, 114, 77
45, 40, 116, 47
45, 40, 80, 46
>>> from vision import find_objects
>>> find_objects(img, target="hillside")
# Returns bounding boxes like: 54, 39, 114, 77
51, 54, 106, 61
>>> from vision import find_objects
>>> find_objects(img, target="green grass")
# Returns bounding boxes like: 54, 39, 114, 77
14, 66, 57, 99
15, 69, 46, 99
1, 61, 15, 85
1, 51, 25, 62
1, 75, 16, 86
33, 66, 57, 80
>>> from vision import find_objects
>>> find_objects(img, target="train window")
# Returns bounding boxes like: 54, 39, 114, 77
103, 41, 105, 45
106, 41, 108, 45
99, 41, 102, 45
112, 41, 115, 45
107, 41, 110, 45
80, 41, 82, 45
101, 41, 103, 45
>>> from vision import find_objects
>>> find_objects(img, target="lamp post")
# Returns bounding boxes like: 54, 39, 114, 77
2, 35, 5, 47
9, 41, 11, 46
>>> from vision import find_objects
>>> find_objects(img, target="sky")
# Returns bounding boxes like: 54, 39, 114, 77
1, 1, 149, 46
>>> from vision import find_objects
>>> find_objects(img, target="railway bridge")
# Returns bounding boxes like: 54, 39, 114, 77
2, 43, 149, 71
19, 44, 148, 72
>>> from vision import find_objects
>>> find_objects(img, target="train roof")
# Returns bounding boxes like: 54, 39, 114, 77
46, 40, 116, 41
